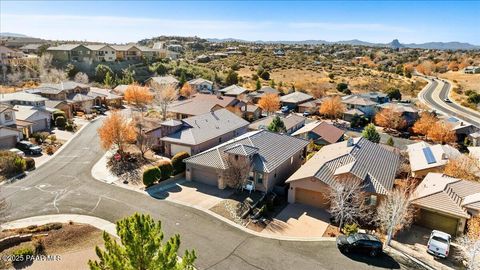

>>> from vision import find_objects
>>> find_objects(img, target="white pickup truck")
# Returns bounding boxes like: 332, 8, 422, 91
427, 230, 451, 258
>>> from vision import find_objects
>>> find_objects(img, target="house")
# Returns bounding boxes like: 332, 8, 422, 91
280, 92, 314, 111
291, 121, 345, 145
0, 104, 24, 149
111, 45, 142, 61
241, 104, 262, 121
439, 116, 480, 143
0, 92, 48, 107
45, 100, 72, 119
85, 44, 117, 62
146, 75, 179, 89
407, 141, 461, 178
247, 86, 279, 103
184, 130, 309, 191
376, 102, 419, 126
219, 85, 248, 98
87, 87, 123, 108
468, 132, 480, 147
361, 92, 390, 104
411, 173, 480, 236
46, 44, 92, 62
249, 113, 306, 134
13, 105, 52, 132
342, 95, 378, 121
0, 46, 24, 61
167, 93, 241, 119
286, 137, 400, 209
187, 78, 214, 94
113, 84, 129, 96
465, 66, 480, 74
158, 109, 249, 157
297, 99, 323, 114
19, 44, 43, 54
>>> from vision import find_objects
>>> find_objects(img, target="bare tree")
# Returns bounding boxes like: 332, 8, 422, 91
457, 236, 480, 270
151, 82, 178, 120
376, 186, 414, 246
74, 72, 89, 84
136, 131, 154, 158
218, 155, 252, 191
329, 178, 366, 231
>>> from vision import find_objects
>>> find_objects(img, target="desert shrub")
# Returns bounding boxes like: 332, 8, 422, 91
55, 116, 66, 129
343, 223, 359, 236
0, 151, 26, 176
157, 160, 173, 181
33, 239, 45, 255
306, 152, 316, 161
31, 132, 49, 144
350, 114, 369, 128
46, 145, 54, 155
143, 167, 161, 187
48, 135, 57, 144
13, 156, 26, 173
25, 157, 35, 171
336, 82, 348, 92
171, 151, 190, 174
65, 123, 74, 131
52, 110, 66, 121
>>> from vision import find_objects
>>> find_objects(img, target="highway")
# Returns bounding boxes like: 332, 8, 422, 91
418, 77, 480, 127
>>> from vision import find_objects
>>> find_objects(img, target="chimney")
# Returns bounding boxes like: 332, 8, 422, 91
442, 153, 448, 160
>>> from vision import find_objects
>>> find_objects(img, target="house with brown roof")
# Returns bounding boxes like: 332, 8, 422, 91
167, 93, 242, 119
219, 85, 248, 98
411, 173, 480, 236
286, 137, 400, 209
291, 121, 345, 145
184, 130, 309, 191
247, 86, 279, 103
158, 109, 249, 157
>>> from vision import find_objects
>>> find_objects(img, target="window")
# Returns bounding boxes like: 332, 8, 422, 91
4, 111, 13, 122
365, 195, 378, 206
248, 171, 254, 181
256, 172, 263, 184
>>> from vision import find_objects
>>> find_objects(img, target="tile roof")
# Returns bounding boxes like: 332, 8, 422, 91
344, 108, 365, 115
411, 173, 480, 218
407, 142, 461, 172
311, 122, 345, 144
147, 76, 179, 85
88, 87, 122, 100
19, 44, 42, 50
38, 81, 89, 92
167, 94, 238, 116
377, 102, 419, 113
67, 93, 94, 102
287, 137, 400, 195
85, 44, 114, 51
184, 130, 309, 173
249, 113, 306, 132
0, 92, 47, 103
219, 85, 248, 96
161, 108, 249, 145
224, 144, 259, 156
13, 105, 51, 120
0, 103, 14, 113
188, 78, 213, 85
46, 44, 82, 51
280, 91, 314, 104
342, 95, 378, 106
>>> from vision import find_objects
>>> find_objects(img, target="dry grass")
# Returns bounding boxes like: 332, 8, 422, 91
440, 71, 480, 92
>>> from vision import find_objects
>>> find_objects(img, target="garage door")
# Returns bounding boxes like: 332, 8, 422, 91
416, 209, 458, 236
32, 119, 47, 132
0, 135, 17, 149
191, 167, 218, 186
170, 144, 191, 156
295, 188, 330, 208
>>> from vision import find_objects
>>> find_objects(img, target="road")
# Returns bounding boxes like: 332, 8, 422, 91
1, 118, 421, 270
419, 77, 480, 127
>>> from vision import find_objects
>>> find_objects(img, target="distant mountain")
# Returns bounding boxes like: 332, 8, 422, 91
0, 32, 29, 38
206, 38, 479, 50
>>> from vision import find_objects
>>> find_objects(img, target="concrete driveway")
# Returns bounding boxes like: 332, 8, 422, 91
149, 180, 233, 209
263, 203, 331, 237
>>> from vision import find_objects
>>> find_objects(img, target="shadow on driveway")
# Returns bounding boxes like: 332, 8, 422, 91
340, 250, 401, 269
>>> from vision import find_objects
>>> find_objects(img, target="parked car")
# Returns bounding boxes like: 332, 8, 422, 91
9, 148, 25, 157
427, 230, 451, 258
281, 106, 290, 113
91, 105, 107, 114
303, 111, 311, 117
337, 233, 383, 257
444, 98, 452, 103
16, 141, 42, 155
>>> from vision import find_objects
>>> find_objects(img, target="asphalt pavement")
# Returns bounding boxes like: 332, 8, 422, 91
1, 117, 422, 270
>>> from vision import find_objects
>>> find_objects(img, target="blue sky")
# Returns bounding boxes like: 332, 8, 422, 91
1, 1, 479, 44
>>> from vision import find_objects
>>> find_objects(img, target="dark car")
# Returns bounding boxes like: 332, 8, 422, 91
91, 105, 107, 114
337, 233, 383, 257
16, 141, 42, 155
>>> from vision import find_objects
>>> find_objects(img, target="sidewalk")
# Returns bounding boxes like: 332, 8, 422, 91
1, 214, 117, 237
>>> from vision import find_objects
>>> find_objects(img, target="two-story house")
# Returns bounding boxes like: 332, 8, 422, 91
0, 104, 23, 149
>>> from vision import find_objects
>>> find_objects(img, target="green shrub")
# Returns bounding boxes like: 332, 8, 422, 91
171, 151, 190, 174
157, 160, 173, 181
52, 110, 66, 121
13, 156, 26, 173
306, 152, 316, 161
343, 223, 359, 236
25, 157, 35, 171
143, 167, 161, 187
55, 116, 66, 129
12, 247, 34, 257
65, 124, 74, 132
31, 132, 49, 143
48, 135, 57, 143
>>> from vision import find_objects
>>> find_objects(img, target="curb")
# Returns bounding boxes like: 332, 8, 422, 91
386, 246, 436, 270
91, 153, 336, 242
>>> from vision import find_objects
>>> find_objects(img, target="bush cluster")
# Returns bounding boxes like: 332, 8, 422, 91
143, 167, 161, 187
171, 151, 190, 174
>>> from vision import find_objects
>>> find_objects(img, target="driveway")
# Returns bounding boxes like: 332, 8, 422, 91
148, 180, 233, 209
262, 204, 331, 237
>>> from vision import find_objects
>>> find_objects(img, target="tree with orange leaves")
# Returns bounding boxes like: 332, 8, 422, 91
448, 61, 459, 71
427, 121, 456, 144
124, 83, 153, 113
319, 96, 345, 120
257, 93, 280, 115
444, 155, 480, 181
98, 111, 136, 153
416, 61, 434, 75
374, 108, 406, 131
412, 112, 438, 137
180, 83, 197, 98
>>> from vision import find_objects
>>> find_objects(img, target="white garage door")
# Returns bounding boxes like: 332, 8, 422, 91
32, 119, 47, 132
191, 167, 218, 186
170, 144, 191, 156
0, 135, 18, 149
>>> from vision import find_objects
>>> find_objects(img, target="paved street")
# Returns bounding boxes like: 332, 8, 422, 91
1, 117, 421, 270
419, 78, 480, 127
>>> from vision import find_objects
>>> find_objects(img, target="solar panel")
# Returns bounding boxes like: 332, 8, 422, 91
422, 147, 437, 164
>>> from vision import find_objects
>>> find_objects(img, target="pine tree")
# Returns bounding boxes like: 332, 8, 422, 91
103, 72, 115, 88
89, 213, 196, 270
386, 137, 394, 146
179, 71, 187, 87
362, 124, 381, 143
267, 116, 286, 133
